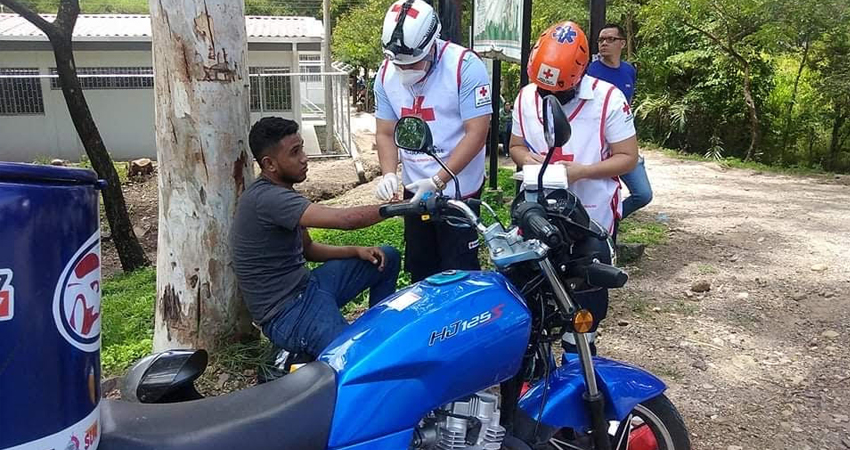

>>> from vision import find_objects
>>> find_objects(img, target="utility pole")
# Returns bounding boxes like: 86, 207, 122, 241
589, 0, 607, 56
519, 0, 532, 87
323, 0, 334, 154
437, 0, 462, 43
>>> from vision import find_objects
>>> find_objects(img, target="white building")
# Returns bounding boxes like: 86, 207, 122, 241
0, 13, 344, 162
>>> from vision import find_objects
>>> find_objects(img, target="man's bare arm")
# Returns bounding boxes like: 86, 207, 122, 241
376, 118, 400, 175
299, 204, 384, 230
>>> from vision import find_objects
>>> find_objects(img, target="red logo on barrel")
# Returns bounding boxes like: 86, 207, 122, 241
53, 233, 102, 352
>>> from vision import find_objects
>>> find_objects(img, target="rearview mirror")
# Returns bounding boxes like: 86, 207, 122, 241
536, 95, 573, 206
542, 95, 571, 149
394, 116, 434, 154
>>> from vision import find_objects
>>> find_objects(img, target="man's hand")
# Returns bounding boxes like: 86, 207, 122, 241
356, 246, 386, 271
375, 173, 400, 201
405, 177, 439, 203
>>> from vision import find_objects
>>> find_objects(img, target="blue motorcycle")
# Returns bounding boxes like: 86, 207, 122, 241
99, 96, 690, 450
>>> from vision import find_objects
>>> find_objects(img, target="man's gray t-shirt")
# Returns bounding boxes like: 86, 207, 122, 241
232, 177, 312, 325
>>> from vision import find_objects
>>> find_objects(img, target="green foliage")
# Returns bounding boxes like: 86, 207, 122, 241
332, 0, 393, 71
100, 267, 156, 376
637, 0, 850, 171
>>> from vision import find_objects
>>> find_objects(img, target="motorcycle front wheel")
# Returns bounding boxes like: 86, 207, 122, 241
546, 394, 691, 450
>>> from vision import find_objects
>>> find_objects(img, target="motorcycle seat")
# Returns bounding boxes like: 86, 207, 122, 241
100, 361, 336, 450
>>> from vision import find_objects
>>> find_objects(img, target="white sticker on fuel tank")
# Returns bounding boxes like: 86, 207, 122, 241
385, 291, 421, 311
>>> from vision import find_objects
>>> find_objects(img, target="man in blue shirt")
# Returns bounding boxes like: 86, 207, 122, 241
587, 24, 652, 220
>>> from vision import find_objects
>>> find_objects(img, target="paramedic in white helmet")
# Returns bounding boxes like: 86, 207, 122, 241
373, 0, 492, 283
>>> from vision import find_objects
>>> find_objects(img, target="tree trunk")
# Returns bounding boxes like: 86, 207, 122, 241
741, 61, 760, 161
828, 105, 847, 170
780, 38, 810, 164
626, 12, 635, 61
807, 128, 816, 163
51, 38, 151, 272
149, 0, 256, 352
0, 0, 150, 272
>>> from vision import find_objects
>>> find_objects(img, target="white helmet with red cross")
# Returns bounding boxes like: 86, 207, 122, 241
381, 0, 442, 65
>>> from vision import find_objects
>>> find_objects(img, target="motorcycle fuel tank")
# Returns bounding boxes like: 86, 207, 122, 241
319, 271, 532, 448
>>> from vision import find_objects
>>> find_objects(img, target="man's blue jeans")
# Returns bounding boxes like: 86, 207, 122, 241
263, 246, 401, 358
620, 155, 653, 219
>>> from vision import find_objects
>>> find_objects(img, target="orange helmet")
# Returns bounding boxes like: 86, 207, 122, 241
527, 21, 589, 92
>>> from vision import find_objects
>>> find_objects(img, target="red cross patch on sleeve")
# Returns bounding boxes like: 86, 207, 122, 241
475, 84, 492, 107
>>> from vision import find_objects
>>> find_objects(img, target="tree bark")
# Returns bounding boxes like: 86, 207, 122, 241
807, 128, 816, 163
0, 0, 150, 272
781, 38, 810, 164
626, 12, 635, 61
149, 0, 256, 352
828, 104, 847, 170
741, 61, 760, 161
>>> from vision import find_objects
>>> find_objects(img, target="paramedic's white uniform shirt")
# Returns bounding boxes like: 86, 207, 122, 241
512, 76, 636, 232
375, 39, 492, 198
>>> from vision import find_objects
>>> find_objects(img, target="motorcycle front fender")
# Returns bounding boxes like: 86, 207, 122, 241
517, 356, 667, 432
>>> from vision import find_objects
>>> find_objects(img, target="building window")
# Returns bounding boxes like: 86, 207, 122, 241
299, 54, 322, 83
50, 67, 153, 90
0, 68, 45, 116
250, 67, 291, 112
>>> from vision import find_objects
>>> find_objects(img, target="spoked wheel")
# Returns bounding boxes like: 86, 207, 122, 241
545, 395, 691, 450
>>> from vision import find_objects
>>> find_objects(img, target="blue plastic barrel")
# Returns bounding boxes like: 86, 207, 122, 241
0, 162, 104, 450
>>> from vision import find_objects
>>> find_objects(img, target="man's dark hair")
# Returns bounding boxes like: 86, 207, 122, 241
602, 23, 626, 39
249, 117, 299, 163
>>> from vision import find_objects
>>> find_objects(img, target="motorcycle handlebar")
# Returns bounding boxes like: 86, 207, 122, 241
513, 202, 563, 248
583, 261, 628, 289
379, 201, 427, 218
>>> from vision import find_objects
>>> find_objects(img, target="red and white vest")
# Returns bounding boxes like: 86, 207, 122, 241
513, 76, 635, 233
380, 39, 485, 198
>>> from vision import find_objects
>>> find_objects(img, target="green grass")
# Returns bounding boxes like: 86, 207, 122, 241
101, 267, 156, 376
696, 263, 717, 275
629, 296, 650, 315
671, 299, 699, 316
79, 155, 130, 184
618, 219, 668, 246
654, 145, 835, 177
482, 167, 518, 225
32, 155, 130, 184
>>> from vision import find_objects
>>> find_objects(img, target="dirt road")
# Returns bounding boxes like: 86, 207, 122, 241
600, 150, 850, 450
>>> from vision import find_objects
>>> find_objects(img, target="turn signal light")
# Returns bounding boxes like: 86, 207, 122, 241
573, 310, 594, 333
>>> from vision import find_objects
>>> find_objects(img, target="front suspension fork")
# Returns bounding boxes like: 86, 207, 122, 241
540, 258, 611, 450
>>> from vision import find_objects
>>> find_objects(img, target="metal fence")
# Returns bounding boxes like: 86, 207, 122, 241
251, 69, 353, 158
0, 68, 354, 158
